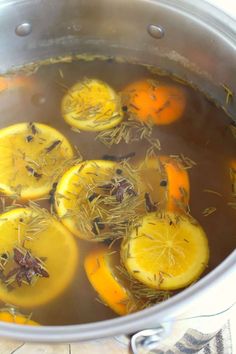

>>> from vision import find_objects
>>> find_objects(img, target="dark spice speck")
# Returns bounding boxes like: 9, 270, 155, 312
88, 192, 98, 202
116, 169, 123, 175
160, 180, 168, 187
26, 135, 33, 143
91, 217, 105, 235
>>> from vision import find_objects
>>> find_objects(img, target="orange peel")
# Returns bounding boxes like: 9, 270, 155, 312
84, 247, 130, 315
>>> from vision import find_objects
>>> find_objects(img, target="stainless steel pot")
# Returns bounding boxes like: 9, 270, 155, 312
0, 0, 235, 351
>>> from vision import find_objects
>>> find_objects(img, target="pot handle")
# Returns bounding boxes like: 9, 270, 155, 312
129, 303, 235, 353
131, 326, 166, 354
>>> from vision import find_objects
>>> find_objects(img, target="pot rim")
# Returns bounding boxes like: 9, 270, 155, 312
0, 251, 235, 342
0, 0, 235, 342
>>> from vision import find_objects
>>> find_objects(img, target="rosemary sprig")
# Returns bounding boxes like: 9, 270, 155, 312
203, 189, 222, 197
169, 154, 197, 170
116, 264, 171, 313
58, 161, 146, 241
221, 84, 234, 105
96, 116, 161, 153
202, 207, 217, 217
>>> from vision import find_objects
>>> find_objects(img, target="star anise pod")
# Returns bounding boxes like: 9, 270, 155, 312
101, 177, 137, 203
5, 247, 49, 287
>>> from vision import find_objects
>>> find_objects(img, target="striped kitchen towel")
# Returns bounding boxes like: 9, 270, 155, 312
162, 321, 232, 354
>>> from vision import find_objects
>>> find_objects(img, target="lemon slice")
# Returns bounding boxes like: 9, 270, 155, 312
55, 160, 142, 240
121, 212, 209, 290
61, 79, 123, 131
0, 122, 74, 200
0, 208, 78, 308
84, 247, 130, 315
0, 311, 39, 325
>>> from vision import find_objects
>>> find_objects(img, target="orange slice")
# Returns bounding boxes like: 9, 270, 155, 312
121, 212, 209, 290
138, 156, 190, 212
160, 156, 190, 211
0, 207, 78, 308
55, 160, 117, 239
0, 76, 35, 93
84, 247, 130, 315
55, 160, 142, 240
0, 311, 39, 325
0, 122, 74, 200
61, 78, 123, 131
122, 79, 186, 125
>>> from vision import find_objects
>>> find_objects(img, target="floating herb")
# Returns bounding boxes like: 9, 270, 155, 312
102, 238, 114, 247
48, 154, 83, 187
45, 140, 62, 153
26, 135, 34, 143
116, 264, 171, 313
144, 192, 157, 212
0, 197, 6, 213
222, 84, 234, 105
102, 152, 136, 162
96, 116, 161, 152
91, 217, 105, 235
101, 177, 137, 203
29, 122, 37, 135
160, 180, 168, 187
25, 165, 42, 179
65, 161, 145, 242
58, 68, 64, 79
203, 189, 222, 197
228, 201, 236, 209
48, 182, 58, 213
202, 207, 217, 217
169, 154, 197, 170
156, 100, 170, 115
88, 192, 99, 203
116, 169, 123, 175
0, 252, 9, 274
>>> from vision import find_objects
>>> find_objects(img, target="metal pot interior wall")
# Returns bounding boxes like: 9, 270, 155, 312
0, 0, 235, 119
